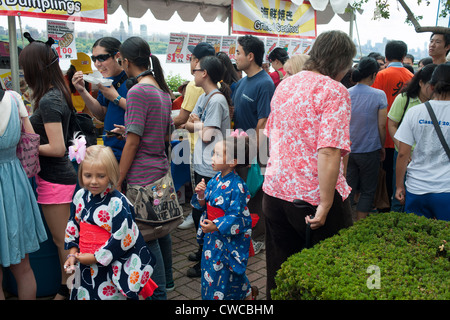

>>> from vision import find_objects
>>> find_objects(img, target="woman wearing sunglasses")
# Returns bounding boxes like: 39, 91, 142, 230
71, 37, 127, 162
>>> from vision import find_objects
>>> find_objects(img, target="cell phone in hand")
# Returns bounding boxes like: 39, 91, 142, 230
105, 130, 122, 137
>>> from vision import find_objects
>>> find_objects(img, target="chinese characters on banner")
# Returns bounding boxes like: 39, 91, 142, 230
166, 32, 315, 64
232, 0, 316, 38
47, 20, 77, 60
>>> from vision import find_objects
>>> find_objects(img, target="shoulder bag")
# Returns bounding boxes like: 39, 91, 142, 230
11, 92, 41, 178
425, 101, 450, 161
126, 123, 184, 241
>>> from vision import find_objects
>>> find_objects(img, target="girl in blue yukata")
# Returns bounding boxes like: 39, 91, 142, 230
64, 139, 157, 300
191, 130, 259, 300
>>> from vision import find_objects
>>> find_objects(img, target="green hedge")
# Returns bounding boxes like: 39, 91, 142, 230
272, 212, 449, 300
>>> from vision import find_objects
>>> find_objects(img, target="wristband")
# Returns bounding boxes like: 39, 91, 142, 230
197, 194, 205, 201
66, 254, 76, 260
113, 95, 122, 105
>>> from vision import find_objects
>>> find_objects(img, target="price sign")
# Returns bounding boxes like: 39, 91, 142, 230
166, 33, 188, 64
47, 20, 77, 60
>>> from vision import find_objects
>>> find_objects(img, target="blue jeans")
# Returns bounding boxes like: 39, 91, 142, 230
146, 234, 173, 300
405, 190, 450, 221
391, 150, 405, 212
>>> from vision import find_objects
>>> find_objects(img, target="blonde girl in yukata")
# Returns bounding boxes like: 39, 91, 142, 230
64, 140, 157, 300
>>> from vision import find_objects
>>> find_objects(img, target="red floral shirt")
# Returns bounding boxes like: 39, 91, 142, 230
263, 71, 352, 205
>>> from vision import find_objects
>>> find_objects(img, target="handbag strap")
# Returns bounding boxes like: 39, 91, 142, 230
9, 91, 25, 132
200, 91, 222, 122
398, 94, 410, 126
425, 101, 450, 161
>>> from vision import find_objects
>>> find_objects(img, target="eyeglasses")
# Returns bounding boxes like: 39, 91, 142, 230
192, 68, 204, 73
91, 52, 116, 63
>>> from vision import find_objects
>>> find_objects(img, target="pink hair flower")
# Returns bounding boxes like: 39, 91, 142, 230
230, 129, 248, 137
69, 135, 87, 164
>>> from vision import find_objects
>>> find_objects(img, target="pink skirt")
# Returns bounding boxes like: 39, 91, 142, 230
35, 175, 76, 204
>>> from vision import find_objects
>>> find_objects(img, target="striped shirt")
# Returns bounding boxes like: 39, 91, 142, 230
125, 83, 172, 186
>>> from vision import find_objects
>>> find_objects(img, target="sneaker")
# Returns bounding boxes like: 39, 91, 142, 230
178, 212, 194, 229
166, 280, 175, 292
187, 262, 201, 278
252, 240, 265, 255
188, 247, 202, 262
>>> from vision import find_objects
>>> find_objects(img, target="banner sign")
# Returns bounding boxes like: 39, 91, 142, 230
166, 32, 314, 64
166, 33, 189, 64
232, 0, 316, 38
47, 20, 77, 59
0, 0, 107, 24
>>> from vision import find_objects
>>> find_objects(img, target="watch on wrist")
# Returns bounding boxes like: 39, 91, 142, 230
113, 95, 122, 105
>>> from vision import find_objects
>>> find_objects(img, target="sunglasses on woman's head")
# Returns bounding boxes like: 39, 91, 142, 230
91, 52, 116, 63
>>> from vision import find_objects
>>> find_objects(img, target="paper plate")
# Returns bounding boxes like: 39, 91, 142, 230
83, 74, 113, 87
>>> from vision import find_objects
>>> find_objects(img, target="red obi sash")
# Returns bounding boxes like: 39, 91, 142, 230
206, 204, 260, 256
79, 221, 158, 298
79, 222, 110, 254
207, 203, 225, 221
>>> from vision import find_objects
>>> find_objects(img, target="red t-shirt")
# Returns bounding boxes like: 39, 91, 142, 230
269, 68, 286, 88
372, 64, 413, 149
172, 95, 183, 110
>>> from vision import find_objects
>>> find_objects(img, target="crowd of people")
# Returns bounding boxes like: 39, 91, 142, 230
0, 29, 449, 301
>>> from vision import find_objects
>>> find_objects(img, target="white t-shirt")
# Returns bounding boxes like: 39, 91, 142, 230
0, 91, 28, 135
394, 100, 450, 195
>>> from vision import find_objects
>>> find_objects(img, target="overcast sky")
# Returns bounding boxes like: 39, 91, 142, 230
0, 1, 444, 51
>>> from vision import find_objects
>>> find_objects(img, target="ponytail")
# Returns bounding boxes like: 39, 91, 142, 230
150, 54, 171, 95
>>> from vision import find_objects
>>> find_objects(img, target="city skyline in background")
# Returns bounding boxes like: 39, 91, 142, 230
4, 17, 432, 62
0, 1, 442, 62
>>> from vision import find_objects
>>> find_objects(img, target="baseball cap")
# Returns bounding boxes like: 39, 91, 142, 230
188, 42, 215, 60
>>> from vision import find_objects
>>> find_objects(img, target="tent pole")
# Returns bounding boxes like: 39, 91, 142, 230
227, 10, 231, 35
8, 15, 20, 93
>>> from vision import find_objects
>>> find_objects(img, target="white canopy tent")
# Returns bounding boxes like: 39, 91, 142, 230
8, 0, 357, 92
106, 0, 355, 26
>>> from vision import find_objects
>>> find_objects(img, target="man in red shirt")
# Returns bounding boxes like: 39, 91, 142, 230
372, 40, 413, 210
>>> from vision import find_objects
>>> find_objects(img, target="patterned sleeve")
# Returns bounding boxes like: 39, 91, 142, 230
65, 188, 85, 250
317, 84, 352, 155
94, 194, 141, 266
214, 181, 252, 237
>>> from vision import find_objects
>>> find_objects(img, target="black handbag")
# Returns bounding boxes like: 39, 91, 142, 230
68, 110, 98, 147
425, 101, 450, 161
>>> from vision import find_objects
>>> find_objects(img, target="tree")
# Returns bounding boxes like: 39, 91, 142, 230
351, 0, 450, 34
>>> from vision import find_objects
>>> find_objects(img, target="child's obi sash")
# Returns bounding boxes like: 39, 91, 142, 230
78, 222, 157, 298
79, 222, 110, 254
206, 203, 260, 256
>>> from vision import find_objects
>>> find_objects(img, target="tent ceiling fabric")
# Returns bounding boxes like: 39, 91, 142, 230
293, 0, 351, 14
107, 0, 355, 24
107, 0, 231, 22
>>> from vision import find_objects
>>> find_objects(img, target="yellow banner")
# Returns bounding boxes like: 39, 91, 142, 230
0, 0, 107, 24
232, 0, 316, 38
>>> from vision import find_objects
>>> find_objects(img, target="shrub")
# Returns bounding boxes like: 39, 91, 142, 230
272, 212, 449, 300
165, 72, 188, 95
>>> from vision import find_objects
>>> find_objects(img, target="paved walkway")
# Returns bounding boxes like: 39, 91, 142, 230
167, 206, 267, 300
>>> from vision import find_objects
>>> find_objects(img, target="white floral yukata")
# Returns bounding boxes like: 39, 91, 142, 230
192, 171, 253, 300
65, 188, 156, 300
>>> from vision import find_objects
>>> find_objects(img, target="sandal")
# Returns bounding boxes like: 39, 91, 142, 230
251, 286, 259, 300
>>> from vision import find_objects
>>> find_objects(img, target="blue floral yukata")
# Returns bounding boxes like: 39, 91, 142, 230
65, 188, 156, 300
191, 171, 253, 300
